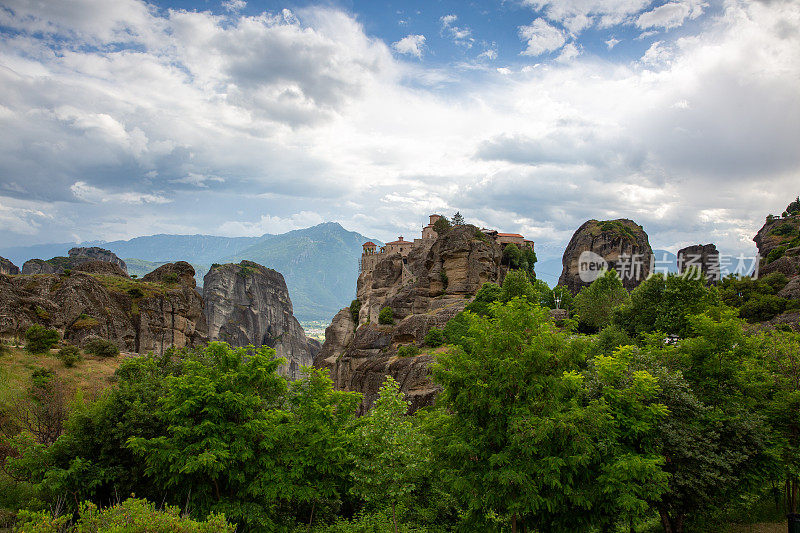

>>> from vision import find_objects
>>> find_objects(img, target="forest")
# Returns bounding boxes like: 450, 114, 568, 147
1, 269, 798, 533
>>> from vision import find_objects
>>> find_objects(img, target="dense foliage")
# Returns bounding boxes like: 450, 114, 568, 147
2, 262, 800, 532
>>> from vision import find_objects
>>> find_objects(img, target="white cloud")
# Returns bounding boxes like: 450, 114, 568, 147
637, 0, 707, 30
605, 37, 620, 49
392, 34, 426, 58
70, 182, 171, 205
222, 0, 246, 13
522, 0, 651, 33
440, 14, 474, 48
519, 18, 566, 56
0, 0, 797, 266
556, 42, 582, 62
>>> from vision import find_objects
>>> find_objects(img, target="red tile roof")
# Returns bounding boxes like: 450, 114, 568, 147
497, 233, 524, 238
386, 240, 413, 245
363, 241, 376, 246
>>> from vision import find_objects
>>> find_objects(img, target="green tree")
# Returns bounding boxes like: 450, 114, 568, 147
430, 298, 666, 531
350, 377, 426, 533
350, 299, 361, 325
542, 285, 574, 313
464, 282, 502, 316
433, 217, 452, 235
24, 325, 60, 354
502, 243, 523, 269
451, 212, 465, 225
613, 273, 720, 338
573, 270, 630, 331
423, 327, 443, 347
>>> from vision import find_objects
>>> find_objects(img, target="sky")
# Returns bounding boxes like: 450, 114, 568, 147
0, 0, 798, 267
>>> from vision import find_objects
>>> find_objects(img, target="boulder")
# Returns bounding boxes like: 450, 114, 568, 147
202, 261, 312, 380
69, 247, 127, 274
0, 256, 19, 275
558, 219, 653, 294
143, 261, 197, 287
677, 244, 720, 283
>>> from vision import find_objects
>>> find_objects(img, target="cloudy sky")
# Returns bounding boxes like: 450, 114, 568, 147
0, 0, 798, 268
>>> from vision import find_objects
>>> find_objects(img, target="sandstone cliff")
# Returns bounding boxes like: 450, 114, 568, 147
0, 263, 206, 354
316, 225, 506, 413
69, 247, 128, 274
202, 261, 312, 379
0, 256, 19, 275
558, 219, 653, 294
753, 213, 800, 278
677, 244, 720, 283
22, 247, 127, 275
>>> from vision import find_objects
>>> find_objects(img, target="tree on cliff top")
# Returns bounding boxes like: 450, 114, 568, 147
451, 212, 465, 226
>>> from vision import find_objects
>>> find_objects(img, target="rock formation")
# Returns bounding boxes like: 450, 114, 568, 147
753, 209, 800, 278
202, 261, 312, 379
316, 224, 507, 413
558, 219, 653, 294
0, 263, 206, 354
73, 260, 128, 277
69, 247, 128, 274
22, 247, 127, 276
0, 256, 19, 275
677, 244, 720, 283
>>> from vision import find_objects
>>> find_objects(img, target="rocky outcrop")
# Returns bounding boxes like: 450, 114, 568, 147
22, 247, 127, 276
0, 266, 206, 354
677, 244, 720, 283
143, 261, 197, 286
74, 260, 128, 277
69, 247, 127, 274
753, 213, 800, 278
202, 261, 312, 379
316, 314, 439, 414
778, 276, 800, 301
317, 225, 506, 413
0, 257, 19, 275
558, 219, 653, 294
357, 225, 505, 325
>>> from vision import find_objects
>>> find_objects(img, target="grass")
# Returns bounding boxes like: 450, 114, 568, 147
89, 274, 168, 297
0, 343, 123, 406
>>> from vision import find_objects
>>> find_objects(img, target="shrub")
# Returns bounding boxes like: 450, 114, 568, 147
84, 338, 120, 358
30, 366, 55, 388
71, 314, 100, 330
350, 299, 361, 324
62, 268, 72, 276
163, 272, 179, 284
443, 311, 472, 350
0, 341, 8, 357
465, 282, 502, 316
57, 344, 82, 367
34, 306, 50, 320
424, 327, 444, 347
24, 325, 60, 354
14, 497, 234, 533
738, 294, 787, 322
378, 307, 394, 325
397, 344, 421, 357
127, 286, 145, 298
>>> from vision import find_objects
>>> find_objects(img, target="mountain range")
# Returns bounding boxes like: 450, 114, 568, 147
0, 223, 381, 322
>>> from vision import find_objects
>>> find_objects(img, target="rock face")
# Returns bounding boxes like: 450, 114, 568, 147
203, 261, 312, 379
316, 225, 506, 413
753, 213, 800, 278
558, 219, 653, 294
74, 260, 129, 277
677, 244, 720, 283
22, 247, 127, 276
143, 261, 197, 286
0, 265, 206, 354
0, 257, 19, 275
69, 247, 127, 274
